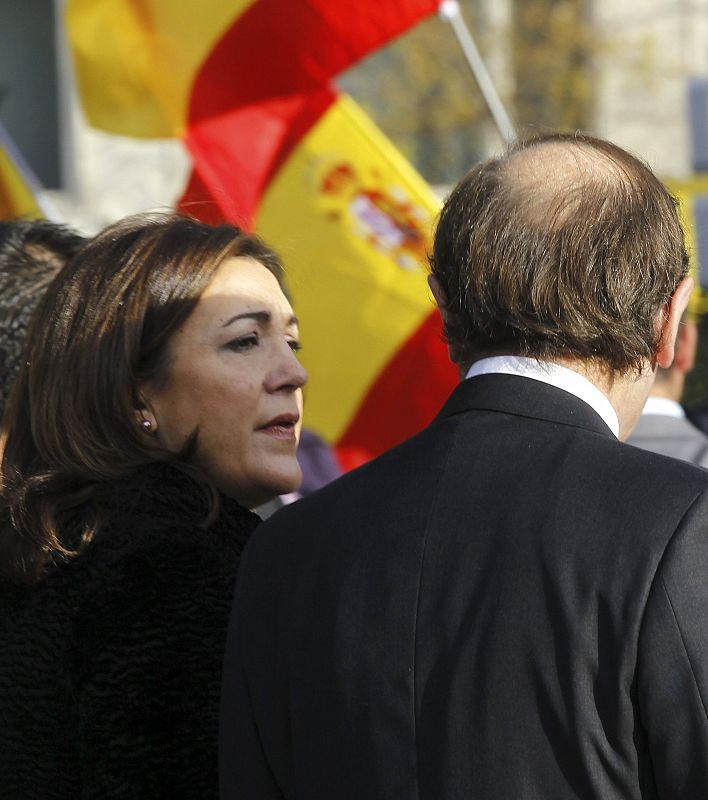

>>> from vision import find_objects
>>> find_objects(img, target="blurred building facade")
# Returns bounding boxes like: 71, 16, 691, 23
339, 0, 708, 185
592, 0, 708, 176
480, 0, 708, 175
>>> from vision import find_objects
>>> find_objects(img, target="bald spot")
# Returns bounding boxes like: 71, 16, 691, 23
501, 140, 632, 228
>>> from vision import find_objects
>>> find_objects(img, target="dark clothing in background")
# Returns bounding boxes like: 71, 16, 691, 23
296, 428, 342, 496
628, 411, 708, 467
221, 374, 708, 799
685, 404, 708, 437
0, 462, 257, 800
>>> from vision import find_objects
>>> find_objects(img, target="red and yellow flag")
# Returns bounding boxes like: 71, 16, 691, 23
0, 124, 43, 220
66, 0, 458, 468
67, 0, 441, 139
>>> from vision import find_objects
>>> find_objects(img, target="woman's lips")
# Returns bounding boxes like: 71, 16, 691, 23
257, 415, 299, 440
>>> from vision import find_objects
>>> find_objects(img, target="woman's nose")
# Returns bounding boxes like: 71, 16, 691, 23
269, 341, 308, 392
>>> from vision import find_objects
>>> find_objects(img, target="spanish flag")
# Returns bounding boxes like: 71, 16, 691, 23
66, 0, 457, 468
0, 122, 43, 220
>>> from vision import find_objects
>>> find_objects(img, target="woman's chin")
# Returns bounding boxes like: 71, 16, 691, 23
222, 466, 303, 510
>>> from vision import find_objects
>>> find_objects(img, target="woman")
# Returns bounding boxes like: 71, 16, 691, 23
0, 214, 307, 799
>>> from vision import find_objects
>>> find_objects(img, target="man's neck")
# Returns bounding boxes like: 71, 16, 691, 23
465, 354, 654, 441
542, 357, 656, 441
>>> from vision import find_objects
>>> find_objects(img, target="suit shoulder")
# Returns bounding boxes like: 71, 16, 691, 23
277, 422, 453, 515
620, 435, 708, 484
248, 422, 456, 556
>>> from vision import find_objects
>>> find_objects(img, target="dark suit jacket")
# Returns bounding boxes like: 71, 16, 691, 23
221, 374, 708, 799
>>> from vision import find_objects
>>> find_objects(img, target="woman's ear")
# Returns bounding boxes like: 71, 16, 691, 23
135, 395, 158, 436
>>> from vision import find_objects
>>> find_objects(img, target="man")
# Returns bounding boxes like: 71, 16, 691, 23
627, 315, 708, 465
0, 219, 86, 418
220, 133, 708, 799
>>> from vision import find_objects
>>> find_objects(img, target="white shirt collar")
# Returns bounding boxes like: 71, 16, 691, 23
465, 355, 620, 438
641, 396, 685, 419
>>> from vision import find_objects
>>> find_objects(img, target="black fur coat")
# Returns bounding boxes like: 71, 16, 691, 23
0, 462, 259, 799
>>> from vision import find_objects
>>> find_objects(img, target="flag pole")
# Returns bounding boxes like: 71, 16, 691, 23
438, 0, 516, 144
53, 0, 79, 202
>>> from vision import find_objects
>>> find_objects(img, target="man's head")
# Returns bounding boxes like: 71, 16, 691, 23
0, 219, 86, 420
430, 132, 691, 377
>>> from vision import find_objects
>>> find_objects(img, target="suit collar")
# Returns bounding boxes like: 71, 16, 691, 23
466, 356, 619, 436
436, 373, 617, 439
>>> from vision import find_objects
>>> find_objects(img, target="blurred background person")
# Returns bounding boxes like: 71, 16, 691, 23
627, 315, 708, 466
0, 219, 86, 422
295, 427, 343, 495
0, 214, 306, 800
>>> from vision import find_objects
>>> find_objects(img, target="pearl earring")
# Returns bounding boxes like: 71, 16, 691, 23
141, 419, 152, 432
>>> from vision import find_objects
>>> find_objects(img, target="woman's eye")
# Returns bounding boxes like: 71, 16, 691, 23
288, 339, 302, 353
228, 334, 259, 352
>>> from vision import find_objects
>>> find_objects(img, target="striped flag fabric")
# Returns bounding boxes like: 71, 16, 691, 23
0, 122, 43, 220
66, 0, 458, 468
67, 0, 441, 139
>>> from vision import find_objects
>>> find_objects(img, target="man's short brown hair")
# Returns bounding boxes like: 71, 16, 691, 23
430, 132, 689, 374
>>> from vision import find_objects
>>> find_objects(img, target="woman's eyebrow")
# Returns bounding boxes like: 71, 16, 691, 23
221, 311, 299, 328
221, 310, 271, 328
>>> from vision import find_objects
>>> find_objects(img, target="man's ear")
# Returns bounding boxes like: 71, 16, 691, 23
655, 275, 694, 369
673, 319, 698, 374
429, 274, 465, 370
428, 274, 450, 323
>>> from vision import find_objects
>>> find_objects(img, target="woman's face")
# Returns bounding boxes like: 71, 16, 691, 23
142, 256, 307, 508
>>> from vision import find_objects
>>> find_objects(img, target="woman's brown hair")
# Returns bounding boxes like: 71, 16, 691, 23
0, 213, 285, 585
